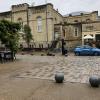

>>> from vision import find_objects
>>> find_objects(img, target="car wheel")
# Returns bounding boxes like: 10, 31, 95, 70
75, 52, 80, 56
94, 52, 99, 56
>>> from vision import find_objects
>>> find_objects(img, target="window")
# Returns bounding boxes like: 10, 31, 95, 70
17, 18, 23, 32
74, 27, 78, 37
37, 16, 42, 32
86, 19, 91, 22
55, 18, 57, 23
74, 20, 78, 22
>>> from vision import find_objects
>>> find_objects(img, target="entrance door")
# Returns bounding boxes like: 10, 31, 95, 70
95, 34, 100, 48
96, 34, 100, 41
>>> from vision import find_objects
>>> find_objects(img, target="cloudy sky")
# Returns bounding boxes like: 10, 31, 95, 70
0, 0, 100, 15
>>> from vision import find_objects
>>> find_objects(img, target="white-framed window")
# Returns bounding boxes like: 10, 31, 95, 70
37, 16, 42, 32
74, 27, 78, 37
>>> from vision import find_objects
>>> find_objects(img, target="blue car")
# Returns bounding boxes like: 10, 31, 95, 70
74, 45, 100, 56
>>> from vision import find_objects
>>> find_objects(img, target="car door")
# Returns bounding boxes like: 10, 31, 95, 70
81, 46, 91, 55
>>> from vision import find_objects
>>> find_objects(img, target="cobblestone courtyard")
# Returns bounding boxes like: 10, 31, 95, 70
0, 54, 100, 100
16, 54, 100, 83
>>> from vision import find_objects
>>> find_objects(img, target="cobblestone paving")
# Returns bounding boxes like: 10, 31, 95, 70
15, 54, 100, 84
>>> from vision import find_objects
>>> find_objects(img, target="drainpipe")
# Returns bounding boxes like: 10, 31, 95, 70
45, 1, 48, 44
27, 6, 29, 26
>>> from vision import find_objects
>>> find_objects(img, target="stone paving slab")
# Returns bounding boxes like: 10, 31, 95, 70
0, 78, 100, 100
14, 55, 100, 84
0, 54, 100, 100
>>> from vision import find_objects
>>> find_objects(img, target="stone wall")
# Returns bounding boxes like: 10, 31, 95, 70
82, 21, 100, 32
64, 11, 98, 23
0, 3, 63, 48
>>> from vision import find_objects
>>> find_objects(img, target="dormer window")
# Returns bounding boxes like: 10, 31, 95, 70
69, 14, 72, 16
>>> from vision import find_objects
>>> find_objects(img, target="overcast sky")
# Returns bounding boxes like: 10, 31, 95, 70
0, 0, 100, 15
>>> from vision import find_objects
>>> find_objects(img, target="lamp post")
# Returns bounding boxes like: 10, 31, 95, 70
61, 38, 66, 55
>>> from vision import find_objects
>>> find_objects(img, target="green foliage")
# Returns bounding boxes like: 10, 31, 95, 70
0, 20, 21, 52
23, 24, 33, 48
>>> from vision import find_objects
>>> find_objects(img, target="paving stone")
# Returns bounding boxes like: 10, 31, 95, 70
14, 55, 100, 84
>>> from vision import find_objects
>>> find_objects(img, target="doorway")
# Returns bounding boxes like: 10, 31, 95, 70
95, 34, 100, 48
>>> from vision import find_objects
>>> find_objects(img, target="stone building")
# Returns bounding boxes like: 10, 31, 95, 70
0, 3, 63, 48
61, 11, 100, 50
0, 3, 100, 50
82, 21, 100, 48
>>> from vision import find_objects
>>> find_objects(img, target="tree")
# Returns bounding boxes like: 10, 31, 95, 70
0, 20, 21, 53
23, 24, 33, 48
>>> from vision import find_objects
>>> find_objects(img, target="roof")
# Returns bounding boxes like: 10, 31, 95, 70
29, 3, 63, 17
0, 11, 11, 16
64, 11, 90, 17
29, 3, 53, 9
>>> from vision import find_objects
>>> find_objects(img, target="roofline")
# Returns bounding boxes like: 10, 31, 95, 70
64, 11, 98, 18
29, 3, 53, 9
53, 9, 63, 18
0, 11, 11, 14
82, 20, 100, 24
0, 11, 11, 16
55, 20, 100, 26
29, 3, 63, 18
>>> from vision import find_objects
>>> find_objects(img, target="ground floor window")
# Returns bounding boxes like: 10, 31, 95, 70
83, 34, 100, 48
84, 39, 93, 46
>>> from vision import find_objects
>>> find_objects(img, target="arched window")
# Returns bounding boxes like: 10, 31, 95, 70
17, 18, 23, 31
37, 16, 42, 32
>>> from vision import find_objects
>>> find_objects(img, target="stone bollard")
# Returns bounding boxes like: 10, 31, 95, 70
89, 76, 99, 87
55, 72, 64, 83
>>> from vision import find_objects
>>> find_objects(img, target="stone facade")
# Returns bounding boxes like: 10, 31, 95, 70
0, 3, 100, 50
0, 3, 63, 48
64, 11, 98, 23
53, 11, 100, 51
62, 11, 100, 50
82, 21, 100, 48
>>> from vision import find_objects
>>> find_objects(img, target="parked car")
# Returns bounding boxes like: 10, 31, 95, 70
74, 45, 100, 56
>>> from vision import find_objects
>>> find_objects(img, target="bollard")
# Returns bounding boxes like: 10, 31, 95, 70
55, 72, 64, 83
89, 76, 99, 87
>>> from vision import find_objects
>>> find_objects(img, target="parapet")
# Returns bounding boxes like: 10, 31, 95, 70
92, 11, 98, 14
12, 3, 29, 13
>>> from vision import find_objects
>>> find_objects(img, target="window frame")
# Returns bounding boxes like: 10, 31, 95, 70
74, 27, 78, 37
37, 16, 42, 33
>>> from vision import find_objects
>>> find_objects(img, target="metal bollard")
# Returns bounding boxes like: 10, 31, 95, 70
89, 76, 99, 87
55, 72, 64, 83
